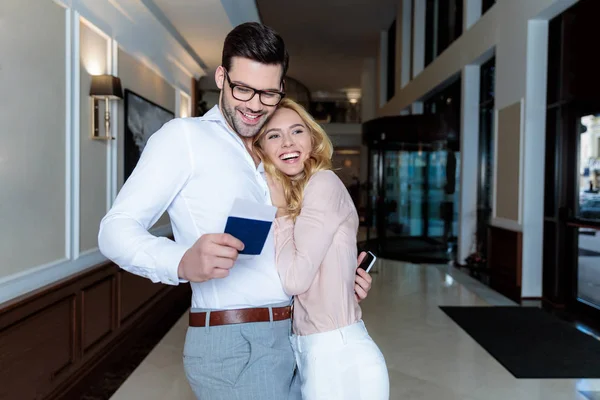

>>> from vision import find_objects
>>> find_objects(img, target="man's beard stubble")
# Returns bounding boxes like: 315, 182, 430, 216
220, 95, 266, 139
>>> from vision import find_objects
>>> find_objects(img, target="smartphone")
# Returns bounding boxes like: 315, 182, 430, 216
357, 251, 377, 273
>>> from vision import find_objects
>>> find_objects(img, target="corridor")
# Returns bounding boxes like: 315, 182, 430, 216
109, 260, 600, 400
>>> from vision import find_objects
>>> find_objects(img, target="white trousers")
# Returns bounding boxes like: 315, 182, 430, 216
290, 320, 389, 400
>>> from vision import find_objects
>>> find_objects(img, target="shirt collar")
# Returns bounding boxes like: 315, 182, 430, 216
202, 105, 245, 146
201, 105, 226, 123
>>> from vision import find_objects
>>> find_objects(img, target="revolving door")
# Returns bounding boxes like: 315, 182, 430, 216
363, 115, 460, 263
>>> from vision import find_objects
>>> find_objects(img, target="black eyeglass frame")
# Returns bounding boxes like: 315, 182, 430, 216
223, 69, 286, 106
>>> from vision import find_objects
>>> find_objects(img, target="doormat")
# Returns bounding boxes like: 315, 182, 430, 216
440, 306, 600, 378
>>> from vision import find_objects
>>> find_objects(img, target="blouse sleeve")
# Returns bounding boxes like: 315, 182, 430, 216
273, 170, 352, 295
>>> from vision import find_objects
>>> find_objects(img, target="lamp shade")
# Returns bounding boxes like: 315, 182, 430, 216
90, 75, 123, 99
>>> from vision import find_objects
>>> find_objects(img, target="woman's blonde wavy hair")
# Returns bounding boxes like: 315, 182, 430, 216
253, 98, 333, 220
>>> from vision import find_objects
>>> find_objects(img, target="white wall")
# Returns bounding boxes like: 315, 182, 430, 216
56, 0, 204, 94
117, 49, 177, 189
0, 1, 202, 305
0, 0, 67, 279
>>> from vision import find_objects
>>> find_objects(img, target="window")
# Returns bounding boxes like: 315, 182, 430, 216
482, 0, 495, 15
425, 0, 463, 66
423, 76, 462, 117
477, 57, 495, 257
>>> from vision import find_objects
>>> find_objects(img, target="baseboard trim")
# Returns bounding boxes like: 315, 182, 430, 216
541, 296, 566, 309
0, 224, 172, 306
0, 252, 103, 306
490, 217, 522, 232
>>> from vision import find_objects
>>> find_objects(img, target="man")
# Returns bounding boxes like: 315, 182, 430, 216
98, 22, 372, 399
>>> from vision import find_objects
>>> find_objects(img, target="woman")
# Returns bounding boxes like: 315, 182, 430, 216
253, 98, 389, 400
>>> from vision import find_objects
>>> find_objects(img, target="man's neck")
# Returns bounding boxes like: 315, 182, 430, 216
217, 104, 261, 167
242, 137, 261, 167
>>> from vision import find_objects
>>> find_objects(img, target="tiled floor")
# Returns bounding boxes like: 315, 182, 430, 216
110, 260, 600, 400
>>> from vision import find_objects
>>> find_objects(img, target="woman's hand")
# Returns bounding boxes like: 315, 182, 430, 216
266, 174, 288, 217
355, 252, 373, 302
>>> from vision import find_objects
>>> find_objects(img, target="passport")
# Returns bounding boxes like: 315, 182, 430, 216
224, 216, 273, 255
224, 198, 277, 257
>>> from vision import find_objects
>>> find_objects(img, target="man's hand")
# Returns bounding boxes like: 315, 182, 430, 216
178, 233, 244, 282
355, 251, 373, 302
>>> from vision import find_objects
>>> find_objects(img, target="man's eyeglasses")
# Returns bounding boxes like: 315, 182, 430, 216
224, 70, 285, 106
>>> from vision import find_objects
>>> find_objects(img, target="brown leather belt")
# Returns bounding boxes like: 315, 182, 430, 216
189, 306, 292, 327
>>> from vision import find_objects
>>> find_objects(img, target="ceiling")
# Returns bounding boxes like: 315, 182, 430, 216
149, 0, 238, 72
256, 0, 398, 94
147, 0, 261, 79
146, 0, 398, 95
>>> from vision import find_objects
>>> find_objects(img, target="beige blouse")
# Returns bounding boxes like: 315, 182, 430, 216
273, 170, 362, 336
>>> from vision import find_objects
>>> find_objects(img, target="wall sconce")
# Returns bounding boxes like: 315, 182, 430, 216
90, 74, 123, 140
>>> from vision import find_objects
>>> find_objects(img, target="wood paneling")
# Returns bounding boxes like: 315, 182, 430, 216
82, 277, 114, 352
488, 225, 522, 302
0, 262, 191, 400
0, 296, 75, 400
120, 271, 164, 323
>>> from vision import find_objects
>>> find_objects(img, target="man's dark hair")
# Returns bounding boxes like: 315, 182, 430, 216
222, 22, 289, 81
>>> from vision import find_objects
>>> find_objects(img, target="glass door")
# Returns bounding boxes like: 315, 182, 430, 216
427, 149, 446, 238
393, 150, 426, 237
571, 113, 600, 311
379, 148, 427, 258
367, 149, 381, 241
366, 143, 460, 262
377, 149, 426, 243
382, 151, 404, 239
426, 147, 460, 251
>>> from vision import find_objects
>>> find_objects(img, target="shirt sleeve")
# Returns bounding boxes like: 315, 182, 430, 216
273, 170, 351, 295
97, 118, 193, 286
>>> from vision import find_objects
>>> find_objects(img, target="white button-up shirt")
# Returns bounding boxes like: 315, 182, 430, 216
98, 105, 290, 310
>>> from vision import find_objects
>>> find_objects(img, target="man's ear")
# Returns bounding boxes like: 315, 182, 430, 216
281, 78, 286, 92
215, 66, 225, 90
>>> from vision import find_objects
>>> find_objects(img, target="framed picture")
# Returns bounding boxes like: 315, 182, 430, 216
123, 89, 175, 181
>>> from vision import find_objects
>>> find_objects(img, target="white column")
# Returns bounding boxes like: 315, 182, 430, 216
412, 102, 423, 114
361, 58, 377, 122
521, 20, 549, 298
464, 0, 482, 31
401, 0, 413, 88
458, 65, 480, 263
64, 7, 73, 261
379, 31, 388, 107
412, 0, 426, 78
361, 57, 377, 183
69, 9, 81, 260
107, 38, 119, 209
